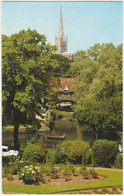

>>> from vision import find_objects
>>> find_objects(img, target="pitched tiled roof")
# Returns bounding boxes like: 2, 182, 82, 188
57, 78, 77, 92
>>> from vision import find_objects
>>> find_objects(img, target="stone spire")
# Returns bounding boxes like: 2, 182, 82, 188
55, 6, 67, 54
58, 6, 64, 38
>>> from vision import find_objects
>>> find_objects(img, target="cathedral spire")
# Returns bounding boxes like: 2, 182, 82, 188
55, 6, 67, 53
58, 6, 64, 37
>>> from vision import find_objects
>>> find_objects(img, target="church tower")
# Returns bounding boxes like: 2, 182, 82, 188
55, 6, 67, 53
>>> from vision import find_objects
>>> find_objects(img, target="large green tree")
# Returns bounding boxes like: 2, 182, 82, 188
72, 43, 122, 139
2, 29, 59, 150
50, 53, 72, 77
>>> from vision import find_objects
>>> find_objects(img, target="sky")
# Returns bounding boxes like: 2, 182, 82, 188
2, 1, 123, 52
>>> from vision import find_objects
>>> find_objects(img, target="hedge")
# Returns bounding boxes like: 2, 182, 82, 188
62, 140, 90, 164
92, 139, 119, 167
23, 144, 45, 163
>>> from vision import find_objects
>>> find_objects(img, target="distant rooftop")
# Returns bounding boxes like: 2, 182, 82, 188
62, 51, 75, 54
56, 78, 77, 92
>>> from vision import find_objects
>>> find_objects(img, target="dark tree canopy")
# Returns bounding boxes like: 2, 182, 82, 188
71, 43, 122, 139
2, 29, 59, 149
50, 53, 72, 77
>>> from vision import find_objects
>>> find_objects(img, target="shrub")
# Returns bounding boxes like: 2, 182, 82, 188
63, 165, 72, 181
46, 148, 65, 164
62, 140, 90, 164
2, 166, 9, 178
23, 144, 45, 163
2, 156, 16, 165
3, 165, 14, 180
18, 165, 44, 184
3, 157, 24, 177
79, 166, 98, 179
70, 165, 76, 176
46, 150, 56, 164
82, 149, 92, 165
92, 140, 119, 167
79, 166, 89, 179
114, 153, 123, 169
8, 157, 24, 174
49, 166, 59, 179
6, 173, 14, 181
89, 168, 98, 178
9, 162, 20, 174
44, 166, 51, 176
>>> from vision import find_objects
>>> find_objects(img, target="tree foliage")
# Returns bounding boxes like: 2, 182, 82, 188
23, 144, 45, 163
46, 148, 65, 164
2, 29, 59, 149
72, 43, 122, 139
62, 140, 89, 163
50, 53, 72, 77
92, 139, 119, 167
114, 153, 123, 169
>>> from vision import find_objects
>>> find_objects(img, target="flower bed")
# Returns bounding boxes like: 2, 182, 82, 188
2, 168, 123, 194
3, 159, 101, 185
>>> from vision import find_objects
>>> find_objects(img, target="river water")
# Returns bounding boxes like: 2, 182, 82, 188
2, 117, 96, 151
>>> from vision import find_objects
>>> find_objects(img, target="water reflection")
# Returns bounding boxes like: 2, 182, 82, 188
2, 117, 96, 151
54, 117, 77, 139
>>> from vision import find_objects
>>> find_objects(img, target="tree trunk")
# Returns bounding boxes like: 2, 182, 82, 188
13, 124, 20, 150
95, 132, 98, 140
77, 124, 82, 139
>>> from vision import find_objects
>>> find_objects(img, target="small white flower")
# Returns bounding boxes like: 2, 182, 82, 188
22, 173, 24, 176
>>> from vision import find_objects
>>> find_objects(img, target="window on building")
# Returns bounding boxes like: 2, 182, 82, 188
64, 85, 69, 95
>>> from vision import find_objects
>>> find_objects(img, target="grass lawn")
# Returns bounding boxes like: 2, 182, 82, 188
55, 110, 73, 118
3, 125, 32, 129
2, 168, 123, 194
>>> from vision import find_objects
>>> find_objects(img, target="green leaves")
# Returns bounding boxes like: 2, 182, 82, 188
92, 139, 119, 167
72, 43, 122, 138
62, 140, 89, 163
2, 29, 59, 128
50, 53, 72, 77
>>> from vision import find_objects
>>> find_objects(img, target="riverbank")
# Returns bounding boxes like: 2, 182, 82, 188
2, 124, 50, 133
